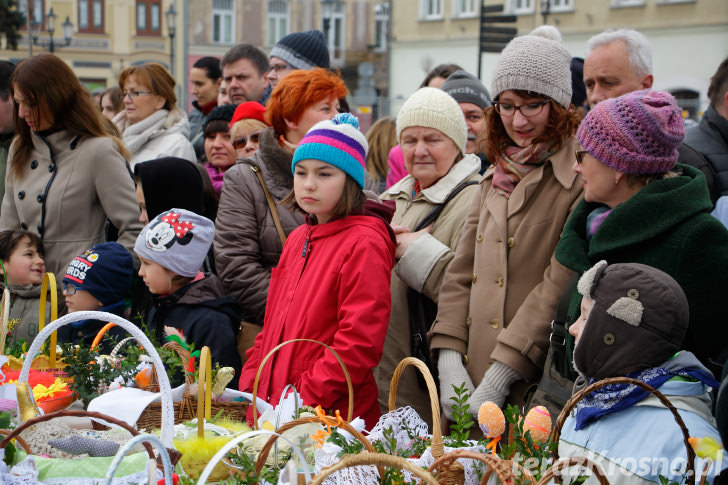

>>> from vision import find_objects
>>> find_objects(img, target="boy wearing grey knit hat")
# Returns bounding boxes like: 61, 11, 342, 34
441, 70, 492, 169
135, 208, 243, 382
268, 30, 330, 88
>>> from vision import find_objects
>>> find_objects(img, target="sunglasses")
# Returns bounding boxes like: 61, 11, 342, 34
575, 150, 588, 164
232, 132, 260, 150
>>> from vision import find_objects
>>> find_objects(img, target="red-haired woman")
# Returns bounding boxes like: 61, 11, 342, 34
214, 68, 347, 358
0, 54, 143, 280
114, 62, 195, 169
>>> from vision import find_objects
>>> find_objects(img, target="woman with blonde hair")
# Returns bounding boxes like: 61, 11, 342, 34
0, 54, 143, 280
114, 62, 195, 168
229, 101, 269, 159
365, 116, 397, 193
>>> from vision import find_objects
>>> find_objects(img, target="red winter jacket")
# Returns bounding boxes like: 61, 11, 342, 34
239, 213, 396, 427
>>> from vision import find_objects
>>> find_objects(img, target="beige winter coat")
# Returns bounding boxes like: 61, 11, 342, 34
429, 137, 583, 403
0, 130, 143, 279
375, 154, 481, 424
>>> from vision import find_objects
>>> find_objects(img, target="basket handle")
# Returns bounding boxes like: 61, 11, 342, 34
197, 429, 313, 485
552, 376, 695, 485
537, 456, 609, 485
0, 288, 10, 354
388, 357, 444, 458
197, 346, 212, 438
428, 448, 536, 484
252, 338, 353, 427
91, 322, 118, 351
104, 433, 175, 485
18, 311, 177, 448
38, 272, 58, 368
311, 452, 440, 485
0, 409, 158, 460
0, 428, 31, 454
254, 414, 381, 477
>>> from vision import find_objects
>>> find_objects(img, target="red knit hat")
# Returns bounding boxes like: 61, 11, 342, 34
230, 101, 267, 129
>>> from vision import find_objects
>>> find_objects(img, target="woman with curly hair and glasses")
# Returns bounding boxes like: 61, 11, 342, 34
429, 26, 584, 426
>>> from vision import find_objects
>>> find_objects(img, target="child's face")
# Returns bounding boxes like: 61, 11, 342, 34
63, 283, 103, 312
138, 255, 178, 295
569, 295, 594, 345
293, 160, 347, 224
135, 183, 149, 224
3, 236, 45, 286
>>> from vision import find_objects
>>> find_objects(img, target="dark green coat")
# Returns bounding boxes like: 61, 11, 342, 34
555, 164, 728, 377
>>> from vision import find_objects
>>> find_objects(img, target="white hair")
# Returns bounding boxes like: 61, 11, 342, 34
586, 28, 652, 78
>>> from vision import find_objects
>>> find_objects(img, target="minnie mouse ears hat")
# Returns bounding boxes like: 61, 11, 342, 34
134, 208, 214, 278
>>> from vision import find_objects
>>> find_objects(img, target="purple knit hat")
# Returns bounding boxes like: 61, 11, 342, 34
577, 90, 685, 175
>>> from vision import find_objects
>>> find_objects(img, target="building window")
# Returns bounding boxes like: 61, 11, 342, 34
610, 0, 645, 7
79, 0, 104, 33
546, 0, 574, 12
136, 0, 161, 36
267, 0, 289, 46
454, 0, 477, 18
420, 0, 443, 20
322, 1, 345, 64
212, 0, 234, 45
18, 0, 45, 29
374, 3, 388, 52
672, 89, 700, 121
510, 0, 535, 14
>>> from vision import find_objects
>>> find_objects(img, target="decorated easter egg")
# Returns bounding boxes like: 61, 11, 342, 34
478, 401, 505, 438
523, 405, 551, 443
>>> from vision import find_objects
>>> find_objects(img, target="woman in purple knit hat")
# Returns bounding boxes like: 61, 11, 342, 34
554, 89, 728, 383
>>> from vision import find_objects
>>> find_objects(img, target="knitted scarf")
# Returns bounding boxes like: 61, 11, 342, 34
492, 142, 557, 197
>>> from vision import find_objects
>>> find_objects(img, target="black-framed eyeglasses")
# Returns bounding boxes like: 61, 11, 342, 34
269, 63, 296, 73
123, 91, 154, 100
62, 281, 79, 295
232, 132, 261, 150
494, 100, 550, 117
575, 150, 588, 164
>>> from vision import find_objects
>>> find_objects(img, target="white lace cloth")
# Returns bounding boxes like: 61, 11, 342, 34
313, 406, 488, 484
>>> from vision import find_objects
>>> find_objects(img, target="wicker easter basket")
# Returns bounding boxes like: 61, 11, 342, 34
20, 311, 178, 449
428, 448, 537, 484
92, 323, 249, 431
550, 376, 699, 485
311, 452, 440, 485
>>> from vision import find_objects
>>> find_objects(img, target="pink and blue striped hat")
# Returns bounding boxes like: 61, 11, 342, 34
292, 113, 368, 188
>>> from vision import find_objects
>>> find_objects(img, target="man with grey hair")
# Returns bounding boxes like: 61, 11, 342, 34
583, 28, 717, 203
583, 28, 653, 106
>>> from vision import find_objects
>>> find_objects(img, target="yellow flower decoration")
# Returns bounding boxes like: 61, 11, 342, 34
32, 378, 68, 401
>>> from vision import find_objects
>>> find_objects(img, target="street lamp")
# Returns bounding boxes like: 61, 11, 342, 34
31, 7, 74, 53
165, 4, 177, 76
321, 0, 334, 49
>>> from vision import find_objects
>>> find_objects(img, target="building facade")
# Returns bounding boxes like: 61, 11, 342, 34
389, 0, 728, 118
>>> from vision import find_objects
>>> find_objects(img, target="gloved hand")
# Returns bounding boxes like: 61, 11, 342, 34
467, 361, 520, 418
438, 349, 475, 420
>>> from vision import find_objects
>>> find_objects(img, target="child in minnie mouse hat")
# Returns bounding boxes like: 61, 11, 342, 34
134, 208, 243, 381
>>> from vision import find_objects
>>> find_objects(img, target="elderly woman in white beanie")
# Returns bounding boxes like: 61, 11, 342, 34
428, 26, 584, 424
374, 87, 482, 426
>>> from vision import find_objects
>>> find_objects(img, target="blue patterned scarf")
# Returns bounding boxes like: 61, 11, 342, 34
574, 364, 719, 430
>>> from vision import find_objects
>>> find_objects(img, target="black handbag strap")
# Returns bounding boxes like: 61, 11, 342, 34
414, 180, 478, 232
550, 273, 579, 375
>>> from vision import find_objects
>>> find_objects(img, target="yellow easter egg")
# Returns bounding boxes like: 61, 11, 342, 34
478, 401, 505, 438
523, 405, 551, 443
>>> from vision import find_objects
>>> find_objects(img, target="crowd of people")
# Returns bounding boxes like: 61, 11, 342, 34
0, 25, 727, 482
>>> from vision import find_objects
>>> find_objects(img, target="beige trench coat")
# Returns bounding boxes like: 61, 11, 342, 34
0, 130, 143, 278
375, 154, 481, 425
429, 137, 583, 404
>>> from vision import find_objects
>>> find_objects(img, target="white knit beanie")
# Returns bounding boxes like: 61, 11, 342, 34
396, 87, 467, 153
491, 25, 572, 108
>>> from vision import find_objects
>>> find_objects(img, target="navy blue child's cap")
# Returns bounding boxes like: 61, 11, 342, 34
63, 242, 134, 306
